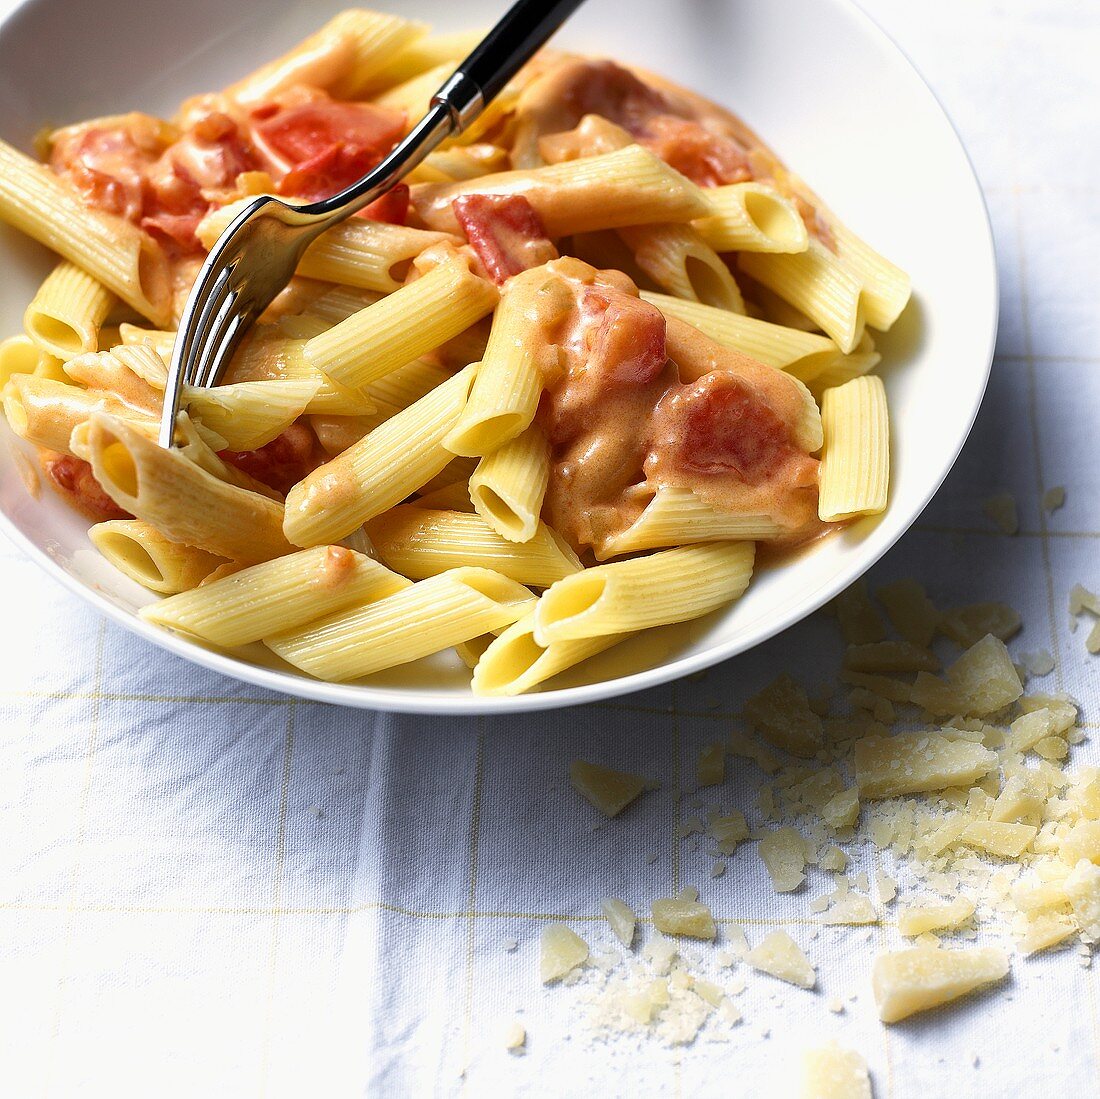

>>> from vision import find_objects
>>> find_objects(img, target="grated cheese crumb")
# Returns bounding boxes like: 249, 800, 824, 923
982, 491, 1019, 535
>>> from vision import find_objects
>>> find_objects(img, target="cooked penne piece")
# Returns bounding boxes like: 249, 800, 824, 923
807, 331, 881, 398
0, 334, 62, 386
297, 285, 385, 327
739, 240, 865, 353
693, 183, 809, 254
454, 632, 496, 670
618, 223, 745, 312
374, 61, 457, 128
168, 413, 281, 500
62, 348, 163, 413
595, 486, 788, 560
410, 145, 712, 237
417, 454, 479, 497
197, 200, 453, 294
141, 545, 409, 647
406, 143, 509, 185
0, 140, 170, 325
365, 357, 452, 415
24, 261, 116, 359
358, 27, 483, 95
412, 479, 475, 512
534, 541, 755, 644
444, 266, 564, 456
265, 566, 535, 681
3, 374, 154, 454
304, 250, 498, 389
640, 291, 845, 383
468, 422, 549, 543
817, 375, 889, 522
471, 612, 629, 696
283, 362, 477, 546
309, 414, 377, 456
831, 222, 911, 330
226, 9, 427, 103
90, 519, 225, 594
118, 323, 175, 360
367, 505, 581, 587
83, 414, 292, 563
183, 377, 320, 452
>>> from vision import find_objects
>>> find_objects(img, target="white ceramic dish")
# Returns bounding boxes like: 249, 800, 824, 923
0, 0, 996, 713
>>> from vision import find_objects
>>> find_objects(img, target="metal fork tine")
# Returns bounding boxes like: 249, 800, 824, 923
190, 284, 241, 390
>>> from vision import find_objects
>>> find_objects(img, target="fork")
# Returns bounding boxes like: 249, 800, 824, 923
158, 0, 586, 447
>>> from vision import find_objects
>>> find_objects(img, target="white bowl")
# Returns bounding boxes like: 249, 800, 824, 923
0, 0, 996, 713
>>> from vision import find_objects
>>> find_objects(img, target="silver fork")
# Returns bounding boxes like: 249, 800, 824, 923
159, 0, 586, 448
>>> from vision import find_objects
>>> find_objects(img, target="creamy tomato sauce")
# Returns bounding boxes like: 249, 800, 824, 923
515, 259, 820, 555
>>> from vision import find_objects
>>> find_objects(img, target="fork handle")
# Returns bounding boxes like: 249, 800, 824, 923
438, 0, 587, 120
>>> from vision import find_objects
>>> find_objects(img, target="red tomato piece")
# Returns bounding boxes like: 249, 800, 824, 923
255, 100, 405, 202
357, 182, 409, 225
219, 421, 320, 496
451, 193, 558, 284
50, 127, 154, 221
659, 372, 792, 483
583, 289, 667, 387
41, 453, 130, 521
640, 115, 751, 187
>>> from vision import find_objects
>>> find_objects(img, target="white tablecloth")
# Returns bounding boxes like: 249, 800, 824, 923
3, 0, 1099, 1094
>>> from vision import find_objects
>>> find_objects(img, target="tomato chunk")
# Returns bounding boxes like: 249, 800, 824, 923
452, 193, 559, 283
41, 452, 130, 521
582, 289, 667, 387
653, 371, 793, 483
254, 100, 405, 202
219, 421, 320, 496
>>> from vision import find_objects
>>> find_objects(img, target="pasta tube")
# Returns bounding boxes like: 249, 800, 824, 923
410, 145, 712, 237
141, 545, 409, 647
693, 183, 809, 254
184, 377, 320, 451
595, 487, 787, 560
197, 200, 453, 294
283, 363, 477, 546
0, 334, 62, 386
83, 414, 292, 563
226, 9, 427, 103
471, 612, 628, 697
367, 505, 581, 587
831, 222, 911, 330
534, 541, 755, 644
817, 375, 890, 522
444, 267, 565, 456
89, 520, 225, 594
0, 139, 170, 325
739, 240, 865, 353
265, 567, 535, 681
24, 261, 116, 359
468, 422, 549, 543
304, 250, 498, 389
617, 224, 745, 313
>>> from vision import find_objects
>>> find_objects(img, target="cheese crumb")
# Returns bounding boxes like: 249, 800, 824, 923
651, 895, 717, 940
871, 945, 1009, 1022
744, 676, 824, 758
759, 827, 809, 892
982, 492, 1019, 535
569, 760, 646, 817
710, 810, 750, 854
697, 742, 726, 787
801, 1042, 871, 1099
898, 896, 976, 937
1042, 486, 1065, 513
876, 578, 940, 648
746, 930, 816, 989
1064, 861, 1100, 943
855, 732, 997, 799
911, 634, 1023, 715
540, 923, 589, 984
600, 897, 636, 948
821, 787, 860, 831
503, 1020, 526, 1052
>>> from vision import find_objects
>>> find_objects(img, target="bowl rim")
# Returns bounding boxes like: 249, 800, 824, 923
0, 0, 998, 714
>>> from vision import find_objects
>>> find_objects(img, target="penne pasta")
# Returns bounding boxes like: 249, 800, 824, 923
617, 223, 745, 312
197, 200, 454, 294
358, 27, 483, 95
534, 541, 756, 644
183, 377, 320, 451
693, 182, 809, 254
639, 291, 845, 384
226, 9, 427, 103
410, 145, 712, 237
2, 374, 154, 455
411, 478, 475, 512
831, 222, 911, 330
89, 519, 225, 594
595, 486, 788, 560
24, 261, 117, 360
283, 362, 477, 546
468, 422, 550, 543
444, 266, 564, 456
807, 331, 881, 398
817, 375, 890, 522
264, 566, 535, 681
83, 413, 292, 563
141, 545, 409, 647
739, 239, 865, 353
309, 414, 378, 457
0, 139, 170, 325
373, 61, 457, 128
63, 348, 163, 413
0, 334, 62, 387
304, 249, 498, 389
367, 505, 581, 587
471, 612, 629, 697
